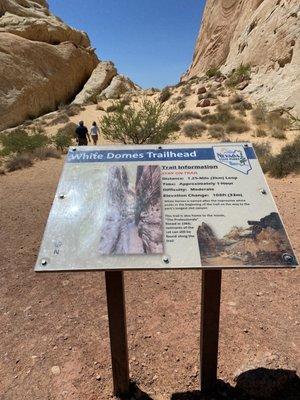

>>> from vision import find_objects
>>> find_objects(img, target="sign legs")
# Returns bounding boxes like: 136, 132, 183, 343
200, 269, 222, 391
105, 271, 130, 396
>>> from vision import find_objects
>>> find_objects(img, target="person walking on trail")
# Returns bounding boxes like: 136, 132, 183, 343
75, 121, 90, 146
90, 121, 100, 145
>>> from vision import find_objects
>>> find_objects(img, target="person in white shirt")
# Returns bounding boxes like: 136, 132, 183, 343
90, 121, 100, 145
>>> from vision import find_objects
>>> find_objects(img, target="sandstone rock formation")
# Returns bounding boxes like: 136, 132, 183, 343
0, 0, 98, 130
73, 62, 117, 105
101, 75, 140, 100
185, 0, 300, 114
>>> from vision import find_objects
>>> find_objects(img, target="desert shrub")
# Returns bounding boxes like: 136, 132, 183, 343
271, 129, 286, 140
208, 124, 225, 139
229, 94, 244, 104
180, 84, 192, 97
251, 102, 267, 125
225, 118, 250, 133
255, 128, 267, 137
267, 137, 300, 178
206, 67, 221, 78
159, 87, 172, 103
232, 100, 253, 111
267, 111, 290, 130
204, 90, 217, 99
253, 142, 272, 172
32, 147, 61, 160
176, 110, 202, 122
101, 99, 180, 144
202, 104, 234, 125
0, 129, 49, 156
5, 153, 33, 172
178, 100, 186, 110
96, 104, 105, 111
48, 113, 70, 126
106, 104, 119, 112
65, 104, 85, 116
201, 109, 210, 115
53, 122, 77, 151
183, 121, 206, 138
226, 64, 251, 87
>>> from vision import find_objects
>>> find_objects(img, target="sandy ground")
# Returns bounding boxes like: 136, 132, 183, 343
0, 157, 299, 400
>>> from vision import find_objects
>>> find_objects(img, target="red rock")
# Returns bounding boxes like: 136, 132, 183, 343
197, 86, 207, 94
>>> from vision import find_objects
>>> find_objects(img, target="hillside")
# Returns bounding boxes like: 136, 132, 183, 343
184, 0, 300, 115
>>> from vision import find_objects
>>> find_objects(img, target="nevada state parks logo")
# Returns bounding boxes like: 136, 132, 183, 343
213, 145, 252, 174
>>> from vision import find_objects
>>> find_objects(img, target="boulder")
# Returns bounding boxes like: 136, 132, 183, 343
236, 80, 250, 90
73, 62, 117, 105
197, 86, 207, 94
101, 75, 139, 99
198, 98, 211, 107
0, 32, 98, 130
0, 0, 90, 46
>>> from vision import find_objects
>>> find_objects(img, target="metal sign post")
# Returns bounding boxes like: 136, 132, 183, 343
105, 271, 130, 396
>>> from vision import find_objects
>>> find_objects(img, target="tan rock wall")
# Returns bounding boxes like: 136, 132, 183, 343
186, 0, 300, 113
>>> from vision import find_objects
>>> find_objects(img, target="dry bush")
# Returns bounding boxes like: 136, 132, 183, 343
6, 153, 33, 172
228, 94, 244, 104
271, 129, 287, 140
251, 102, 267, 125
32, 147, 61, 160
208, 124, 225, 139
253, 142, 272, 173
96, 104, 105, 111
201, 109, 210, 115
202, 104, 234, 125
159, 87, 172, 103
255, 128, 267, 137
48, 113, 70, 126
180, 84, 192, 97
176, 110, 202, 122
65, 104, 85, 117
267, 136, 300, 178
178, 100, 186, 110
267, 111, 290, 130
226, 118, 250, 133
183, 121, 206, 138
232, 100, 253, 111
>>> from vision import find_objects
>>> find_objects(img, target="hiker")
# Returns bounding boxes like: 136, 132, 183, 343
90, 121, 100, 145
75, 121, 90, 146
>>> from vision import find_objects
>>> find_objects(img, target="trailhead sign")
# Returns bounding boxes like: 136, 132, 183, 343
35, 143, 298, 271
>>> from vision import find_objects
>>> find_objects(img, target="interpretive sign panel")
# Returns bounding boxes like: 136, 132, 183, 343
35, 143, 298, 271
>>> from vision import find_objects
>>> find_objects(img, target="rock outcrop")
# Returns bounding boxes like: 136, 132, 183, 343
185, 0, 300, 114
0, 0, 98, 130
73, 62, 118, 105
101, 75, 140, 100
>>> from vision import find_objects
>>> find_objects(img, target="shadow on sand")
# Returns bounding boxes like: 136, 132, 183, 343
120, 368, 299, 400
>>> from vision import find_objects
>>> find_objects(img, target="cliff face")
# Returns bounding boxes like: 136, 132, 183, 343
186, 0, 300, 113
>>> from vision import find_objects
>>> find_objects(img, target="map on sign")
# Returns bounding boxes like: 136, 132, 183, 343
35, 143, 298, 271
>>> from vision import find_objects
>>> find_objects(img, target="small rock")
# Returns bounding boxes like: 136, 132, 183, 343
95, 374, 101, 381
243, 329, 249, 333
51, 366, 61, 375
236, 80, 250, 90
198, 98, 211, 107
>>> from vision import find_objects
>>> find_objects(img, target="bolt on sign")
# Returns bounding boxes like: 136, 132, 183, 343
35, 143, 298, 271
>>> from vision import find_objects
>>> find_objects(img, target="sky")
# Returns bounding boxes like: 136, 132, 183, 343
49, 0, 205, 89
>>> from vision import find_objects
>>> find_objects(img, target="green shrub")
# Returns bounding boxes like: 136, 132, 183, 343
0, 129, 49, 156
226, 64, 251, 87
159, 87, 172, 103
180, 84, 192, 97
267, 137, 300, 178
53, 122, 77, 151
176, 110, 202, 122
101, 99, 180, 144
5, 153, 33, 172
206, 67, 222, 78
225, 118, 250, 133
183, 121, 206, 138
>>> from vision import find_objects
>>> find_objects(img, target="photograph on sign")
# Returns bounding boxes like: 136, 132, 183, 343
99, 165, 164, 255
35, 143, 298, 271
